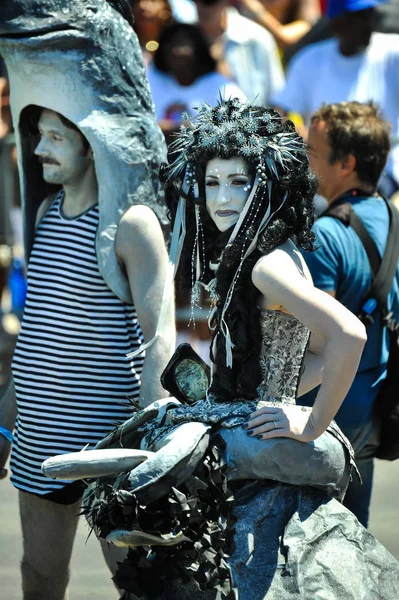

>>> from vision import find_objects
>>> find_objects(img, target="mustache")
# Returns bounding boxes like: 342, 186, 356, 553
39, 156, 60, 165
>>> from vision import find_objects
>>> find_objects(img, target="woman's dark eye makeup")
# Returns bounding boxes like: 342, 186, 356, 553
206, 177, 249, 186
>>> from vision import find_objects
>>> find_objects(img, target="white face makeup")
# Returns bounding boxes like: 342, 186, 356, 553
35, 109, 92, 186
205, 157, 254, 232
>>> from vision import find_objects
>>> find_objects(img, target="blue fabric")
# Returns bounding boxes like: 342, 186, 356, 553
327, 0, 387, 18
0, 426, 14, 444
299, 195, 399, 428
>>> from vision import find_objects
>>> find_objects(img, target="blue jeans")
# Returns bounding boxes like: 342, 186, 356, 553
340, 419, 381, 528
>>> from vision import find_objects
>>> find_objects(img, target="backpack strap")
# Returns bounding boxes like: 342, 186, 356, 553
324, 196, 399, 325
350, 199, 399, 318
349, 211, 380, 278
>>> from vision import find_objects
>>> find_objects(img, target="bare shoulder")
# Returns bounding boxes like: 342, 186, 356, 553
117, 205, 162, 243
252, 240, 312, 286
118, 204, 161, 234
116, 204, 166, 261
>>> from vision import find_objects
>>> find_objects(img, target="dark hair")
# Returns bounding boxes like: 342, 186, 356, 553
153, 23, 216, 76
311, 101, 391, 188
23, 105, 90, 152
166, 103, 316, 402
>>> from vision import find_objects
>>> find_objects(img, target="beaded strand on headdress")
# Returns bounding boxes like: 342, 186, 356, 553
135, 99, 307, 366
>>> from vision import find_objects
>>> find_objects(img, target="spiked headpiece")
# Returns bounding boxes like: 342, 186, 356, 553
148, 99, 308, 368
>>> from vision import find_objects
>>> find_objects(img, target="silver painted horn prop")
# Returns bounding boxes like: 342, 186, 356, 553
105, 529, 190, 548
41, 448, 153, 480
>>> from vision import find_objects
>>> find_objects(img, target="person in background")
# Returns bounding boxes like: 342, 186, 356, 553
0, 70, 24, 317
147, 22, 246, 139
130, 0, 173, 62
285, 0, 399, 66
300, 100, 399, 527
272, 0, 399, 198
0, 76, 12, 308
238, 0, 321, 52
195, 0, 285, 106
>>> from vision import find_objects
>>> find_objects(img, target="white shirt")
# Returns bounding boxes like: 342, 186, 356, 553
147, 67, 247, 122
223, 8, 285, 107
272, 32, 399, 182
169, 0, 197, 23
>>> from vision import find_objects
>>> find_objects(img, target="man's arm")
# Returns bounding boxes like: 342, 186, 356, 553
0, 379, 17, 479
116, 204, 176, 408
0, 196, 55, 479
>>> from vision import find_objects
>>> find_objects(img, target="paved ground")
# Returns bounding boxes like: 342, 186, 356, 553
0, 466, 117, 600
1, 458, 399, 599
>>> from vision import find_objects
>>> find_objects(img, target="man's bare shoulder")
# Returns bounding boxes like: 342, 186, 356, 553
118, 204, 160, 232
116, 204, 165, 259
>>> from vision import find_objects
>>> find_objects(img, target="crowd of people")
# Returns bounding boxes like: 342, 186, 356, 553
0, 0, 399, 599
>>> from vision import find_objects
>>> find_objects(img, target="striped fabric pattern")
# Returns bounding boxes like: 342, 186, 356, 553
10, 193, 145, 494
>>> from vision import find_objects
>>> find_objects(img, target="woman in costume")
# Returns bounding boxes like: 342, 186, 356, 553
43, 99, 399, 599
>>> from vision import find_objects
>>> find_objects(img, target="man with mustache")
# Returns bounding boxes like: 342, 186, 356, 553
0, 0, 175, 595
0, 103, 175, 598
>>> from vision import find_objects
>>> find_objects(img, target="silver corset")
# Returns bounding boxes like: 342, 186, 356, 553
257, 309, 310, 404
140, 310, 354, 499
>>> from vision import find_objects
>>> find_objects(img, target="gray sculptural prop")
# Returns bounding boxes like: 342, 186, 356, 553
0, 0, 168, 303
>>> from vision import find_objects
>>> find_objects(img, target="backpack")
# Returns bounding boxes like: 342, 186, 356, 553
326, 196, 399, 460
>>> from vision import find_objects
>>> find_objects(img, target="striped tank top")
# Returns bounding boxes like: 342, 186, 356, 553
11, 193, 145, 494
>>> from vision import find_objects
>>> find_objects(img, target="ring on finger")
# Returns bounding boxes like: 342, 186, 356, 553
273, 420, 277, 429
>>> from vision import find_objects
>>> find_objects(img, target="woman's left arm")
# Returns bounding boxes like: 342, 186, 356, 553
246, 248, 367, 442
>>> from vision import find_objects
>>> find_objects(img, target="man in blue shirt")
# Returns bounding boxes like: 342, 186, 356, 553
300, 100, 399, 527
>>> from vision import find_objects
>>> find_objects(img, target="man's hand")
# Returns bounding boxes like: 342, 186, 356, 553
116, 205, 176, 408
